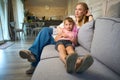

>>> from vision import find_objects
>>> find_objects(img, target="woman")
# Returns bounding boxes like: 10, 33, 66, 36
19, 2, 94, 74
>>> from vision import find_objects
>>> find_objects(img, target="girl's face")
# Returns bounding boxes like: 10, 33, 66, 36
64, 20, 74, 31
75, 4, 87, 18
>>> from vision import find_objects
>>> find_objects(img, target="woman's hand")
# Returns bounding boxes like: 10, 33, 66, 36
86, 10, 93, 21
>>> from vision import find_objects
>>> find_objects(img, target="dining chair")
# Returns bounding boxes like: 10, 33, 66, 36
10, 22, 25, 41
31, 22, 45, 37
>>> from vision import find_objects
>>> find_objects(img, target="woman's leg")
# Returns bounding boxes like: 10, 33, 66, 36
29, 27, 55, 67
19, 27, 55, 74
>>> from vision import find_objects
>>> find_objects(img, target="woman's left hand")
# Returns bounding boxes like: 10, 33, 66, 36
86, 10, 92, 16
86, 10, 93, 21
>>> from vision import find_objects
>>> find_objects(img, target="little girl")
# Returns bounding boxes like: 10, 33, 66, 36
55, 17, 79, 73
55, 17, 93, 74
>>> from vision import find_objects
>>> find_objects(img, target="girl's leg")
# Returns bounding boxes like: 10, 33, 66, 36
66, 46, 83, 72
66, 46, 75, 55
66, 46, 82, 67
57, 44, 67, 64
66, 46, 94, 73
66, 46, 78, 73
75, 54, 94, 73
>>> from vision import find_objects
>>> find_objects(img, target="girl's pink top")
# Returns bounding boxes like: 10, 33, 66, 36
58, 25, 78, 46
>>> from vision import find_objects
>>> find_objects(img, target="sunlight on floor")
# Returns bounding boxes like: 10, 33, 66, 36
0, 50, 6, 68
0, 49, 4, 59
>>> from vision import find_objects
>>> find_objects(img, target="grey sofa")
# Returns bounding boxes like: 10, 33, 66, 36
31, 17, 120, 80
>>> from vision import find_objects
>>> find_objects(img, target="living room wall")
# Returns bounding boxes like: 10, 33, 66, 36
67, 0, 78, 16
24, 0, 68, 20
68, 0, 120, 19
85, 0, 120, 18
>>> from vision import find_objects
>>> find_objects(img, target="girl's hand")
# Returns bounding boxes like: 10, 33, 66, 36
62, 32, 69, 38
57, 27, 63, 34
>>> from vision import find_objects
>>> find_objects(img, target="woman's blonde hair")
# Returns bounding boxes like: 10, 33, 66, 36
76, 2, 89, 26
76, 2, 89, 10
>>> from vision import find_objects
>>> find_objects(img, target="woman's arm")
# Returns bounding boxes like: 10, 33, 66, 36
88, 15, 93, 21
86, 10, 94, 21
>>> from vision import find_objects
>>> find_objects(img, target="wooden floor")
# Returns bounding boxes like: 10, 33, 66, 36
0, 37, 35, 80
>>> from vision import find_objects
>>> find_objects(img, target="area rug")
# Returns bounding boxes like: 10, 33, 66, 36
0, 42, 14, 49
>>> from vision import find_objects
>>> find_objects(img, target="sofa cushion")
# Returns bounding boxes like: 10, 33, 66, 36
78, 20, 94, 52
31, 58, 120, 80
75, 46, 90, 55
41, 45, 59, 59
41, 45, 90, 59
91, 17, 120, 75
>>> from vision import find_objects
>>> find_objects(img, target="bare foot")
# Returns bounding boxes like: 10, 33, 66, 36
75, 57, 83, 70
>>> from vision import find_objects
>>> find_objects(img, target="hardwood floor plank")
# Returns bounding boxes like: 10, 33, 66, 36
0, 37, 35, 80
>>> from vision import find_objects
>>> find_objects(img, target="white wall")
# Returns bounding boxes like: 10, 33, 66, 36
85, 0, 106, 19
68, 0, 120, 19
105, 0, 120, 17
85, 0, 120, 19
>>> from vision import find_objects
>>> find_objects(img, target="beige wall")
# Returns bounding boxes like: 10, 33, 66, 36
25, 0, 68, 20
25, 0, 120, 20
67, 0, 78, 16
26, 6, 66, 20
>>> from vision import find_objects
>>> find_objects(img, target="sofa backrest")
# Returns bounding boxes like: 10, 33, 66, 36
91, 17, 120, 75
77, 20, 95, 52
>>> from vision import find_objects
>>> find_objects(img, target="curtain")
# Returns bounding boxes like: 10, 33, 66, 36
8, 0, 25, 41
0, 16, 4, 44
0, 0, 10, 41
12, 0, 24, 30
0, 0, 24, 41
8, 0, 15, 40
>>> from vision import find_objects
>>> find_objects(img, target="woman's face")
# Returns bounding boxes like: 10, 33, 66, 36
75, 4, 87, 18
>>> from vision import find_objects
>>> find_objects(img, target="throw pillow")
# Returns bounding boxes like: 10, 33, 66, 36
77, 20, 94, 51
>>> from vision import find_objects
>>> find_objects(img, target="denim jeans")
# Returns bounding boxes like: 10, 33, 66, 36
29, 27, 55, 67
